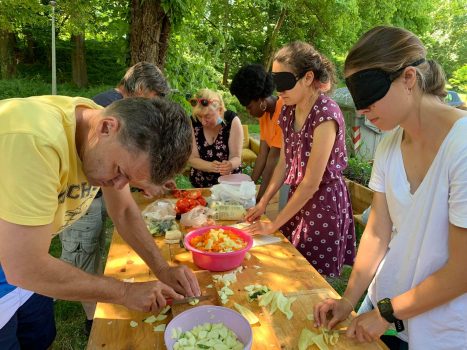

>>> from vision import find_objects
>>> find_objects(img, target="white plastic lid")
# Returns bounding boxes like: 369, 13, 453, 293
218, 173, 253, 185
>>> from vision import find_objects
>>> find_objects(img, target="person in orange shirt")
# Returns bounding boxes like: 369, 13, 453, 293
230, 64, 284, 202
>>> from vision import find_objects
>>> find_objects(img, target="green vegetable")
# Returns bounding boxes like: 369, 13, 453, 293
172, 322, 243, 350
234, 302, 259, 325
147, 219, 177, 236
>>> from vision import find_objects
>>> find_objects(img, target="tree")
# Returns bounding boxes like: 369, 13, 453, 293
0, 0, 46, 79
129, 0, 190, 68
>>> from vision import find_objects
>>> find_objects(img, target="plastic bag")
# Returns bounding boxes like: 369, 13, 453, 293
180, 205, 216, 228
210, 181, 256, 208
142, 200, 176, 220
142, 200, 178, 236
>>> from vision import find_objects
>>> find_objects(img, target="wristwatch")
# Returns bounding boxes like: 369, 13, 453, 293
377, 298, 405, 332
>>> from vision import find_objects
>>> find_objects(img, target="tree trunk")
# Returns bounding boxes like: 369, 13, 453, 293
262, 8, 287, 70
0, 30, 17, 79
23, 28, 38, 64
129, 0, 171, 69
71, 33, 88, 88
222, 60, 229, 87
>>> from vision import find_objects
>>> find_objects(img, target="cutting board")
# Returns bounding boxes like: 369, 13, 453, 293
263, 289, 384, 350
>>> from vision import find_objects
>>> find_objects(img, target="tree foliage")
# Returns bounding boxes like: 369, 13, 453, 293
0, 0, 465, 93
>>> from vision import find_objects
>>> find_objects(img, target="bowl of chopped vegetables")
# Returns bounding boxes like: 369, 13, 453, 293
184, 226, 253, 272
164, 305, 252, 350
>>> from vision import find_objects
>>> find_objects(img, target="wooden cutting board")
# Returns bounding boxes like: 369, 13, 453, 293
263, 289, 384, 350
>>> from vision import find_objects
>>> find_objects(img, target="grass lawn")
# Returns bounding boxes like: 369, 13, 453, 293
48, 219, 114, 350
49, 236, 89, 349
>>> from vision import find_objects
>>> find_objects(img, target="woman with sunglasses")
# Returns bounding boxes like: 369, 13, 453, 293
245, 42, 356, 279
313, 26, 467, 349
230, 64, 284, 202
188, 88, 243, 188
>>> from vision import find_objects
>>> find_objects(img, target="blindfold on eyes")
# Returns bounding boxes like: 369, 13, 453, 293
345, 59, 425, 110
272, 72, 299, 92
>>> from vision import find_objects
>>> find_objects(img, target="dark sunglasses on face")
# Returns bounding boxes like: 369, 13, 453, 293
272, 71, 303, 92
189, 98, 217, 107
345, 59, 425, 110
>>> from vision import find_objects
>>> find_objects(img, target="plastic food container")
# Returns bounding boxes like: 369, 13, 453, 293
164, 305, 253, 350
218, 173, 253, 185
184, 226, 253, 272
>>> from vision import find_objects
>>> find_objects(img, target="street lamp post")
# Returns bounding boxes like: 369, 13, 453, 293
50, 1, 57, 95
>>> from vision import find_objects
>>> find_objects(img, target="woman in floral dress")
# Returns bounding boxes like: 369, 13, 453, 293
246, 42, 355, 277
188, 89, 243, 188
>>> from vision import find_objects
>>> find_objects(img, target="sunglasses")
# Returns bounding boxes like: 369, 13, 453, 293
272, 72, 303, 92
189, 98, 218, 108
345, 59, 425, 110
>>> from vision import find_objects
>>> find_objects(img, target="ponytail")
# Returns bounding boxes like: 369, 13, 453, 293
421, 60, 447, 99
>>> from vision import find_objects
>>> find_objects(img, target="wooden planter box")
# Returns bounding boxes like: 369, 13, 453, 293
345, 178, 374, 228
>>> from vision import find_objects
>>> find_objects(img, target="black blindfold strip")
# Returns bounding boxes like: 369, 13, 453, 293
345, 59, 425, 110
345, 70, 392, 110
272, 72, 298, 92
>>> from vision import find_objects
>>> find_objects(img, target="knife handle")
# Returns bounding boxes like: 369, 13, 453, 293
165, 298, 174, 306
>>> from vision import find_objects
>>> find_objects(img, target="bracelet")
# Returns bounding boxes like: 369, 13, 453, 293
341, 296, 355, 310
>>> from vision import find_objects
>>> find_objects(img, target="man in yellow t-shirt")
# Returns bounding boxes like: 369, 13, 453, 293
0, 96, 200, 348
59, 62, 173, 335
230, 64, 284, 201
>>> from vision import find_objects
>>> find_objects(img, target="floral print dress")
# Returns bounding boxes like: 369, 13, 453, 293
279, 94, 356, 277
190, 110, 241, 188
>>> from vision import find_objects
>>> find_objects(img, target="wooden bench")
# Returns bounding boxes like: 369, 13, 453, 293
241, 124, 259, 166
345, 179, 374, 228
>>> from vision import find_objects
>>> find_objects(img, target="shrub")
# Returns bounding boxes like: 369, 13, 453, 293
343, 157, 372, 186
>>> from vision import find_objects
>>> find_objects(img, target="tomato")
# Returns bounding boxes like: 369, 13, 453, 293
172, 190, 183, 198
185, 190, 202, 199
196, 196, 207, 206
175, 191, 206, 214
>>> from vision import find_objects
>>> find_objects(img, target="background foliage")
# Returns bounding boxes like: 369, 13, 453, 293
0, 0, 465, 101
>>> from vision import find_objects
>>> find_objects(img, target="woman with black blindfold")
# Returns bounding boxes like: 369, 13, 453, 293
314, 26, 467, 349
245, 42, 356, 280
188, 88, 243, 188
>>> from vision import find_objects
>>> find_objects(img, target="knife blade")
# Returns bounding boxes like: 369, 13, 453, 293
166, 294, 212, 306
334, 328, 398, 336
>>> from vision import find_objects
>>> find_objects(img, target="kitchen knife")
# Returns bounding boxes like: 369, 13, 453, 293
166, 294, 212, 306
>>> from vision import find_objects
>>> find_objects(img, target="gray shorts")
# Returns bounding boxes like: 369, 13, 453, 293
59, 197, 107, 275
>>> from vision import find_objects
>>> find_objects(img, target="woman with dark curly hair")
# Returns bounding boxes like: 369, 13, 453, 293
230, 64, 284, 201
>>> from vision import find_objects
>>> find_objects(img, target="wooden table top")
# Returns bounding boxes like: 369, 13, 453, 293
86, 190, 387, 350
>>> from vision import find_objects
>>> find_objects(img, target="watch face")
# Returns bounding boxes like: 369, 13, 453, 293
378, 298, 395, 322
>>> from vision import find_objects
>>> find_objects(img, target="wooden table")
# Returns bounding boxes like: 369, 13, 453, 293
87, 190, 387, 350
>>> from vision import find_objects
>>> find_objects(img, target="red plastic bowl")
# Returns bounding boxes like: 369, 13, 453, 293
184, 226, 253, 272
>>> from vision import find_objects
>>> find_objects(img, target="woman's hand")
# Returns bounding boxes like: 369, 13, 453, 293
211, 161, 222, 173
245, 202, 267, 222
218, 160, 233, 175
313, 297, 354, 330
347, 309, 390, 343
244, 221, 275, 235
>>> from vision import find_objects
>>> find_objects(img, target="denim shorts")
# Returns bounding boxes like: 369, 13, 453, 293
0, 293, 56, 350
59, 197, 107, 275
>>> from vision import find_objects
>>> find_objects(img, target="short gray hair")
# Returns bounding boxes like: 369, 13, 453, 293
104, 97, 192, 184
119, 62, 170, 97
